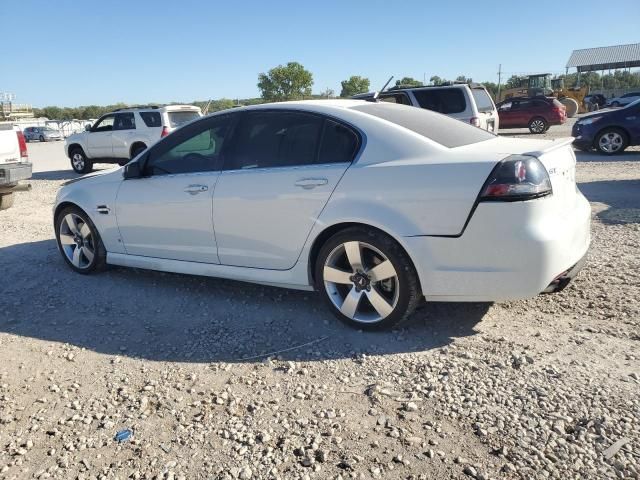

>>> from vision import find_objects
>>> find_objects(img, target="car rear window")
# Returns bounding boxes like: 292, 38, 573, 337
471, 88, 495, 112
350, 102, 495, 148
168, 111, 200, 128
412, 88, 466, 114
140, 111, 161, 128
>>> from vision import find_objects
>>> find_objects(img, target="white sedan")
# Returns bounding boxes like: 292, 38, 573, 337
53, 100, 591, 329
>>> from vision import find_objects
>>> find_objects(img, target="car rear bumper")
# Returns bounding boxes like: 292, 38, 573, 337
403, 192, 591, 302
0, 162, 32, 185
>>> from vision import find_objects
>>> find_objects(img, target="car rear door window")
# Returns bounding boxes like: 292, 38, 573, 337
318, 120, 359, 164
146, 115, 232, 176
140, 111, 162, 128
114, 112, 136, 130
225, 111, 323, 170
412, 88, 466, 114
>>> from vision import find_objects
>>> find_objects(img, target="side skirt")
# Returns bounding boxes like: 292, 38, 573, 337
106, 252, 315, 291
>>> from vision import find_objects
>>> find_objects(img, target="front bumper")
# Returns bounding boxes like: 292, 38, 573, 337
403, 192, 591, 302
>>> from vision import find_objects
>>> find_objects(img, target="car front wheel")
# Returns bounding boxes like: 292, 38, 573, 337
55, 206, 106, 274
70, 148, 93, 174
315, 227, 421, 330
596, 128, 628, 155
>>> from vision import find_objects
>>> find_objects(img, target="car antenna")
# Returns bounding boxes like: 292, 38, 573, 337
202, 99, 212, 115
369, 76, 394, 102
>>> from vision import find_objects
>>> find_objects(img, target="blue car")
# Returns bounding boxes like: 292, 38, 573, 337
572, 99, 640, 155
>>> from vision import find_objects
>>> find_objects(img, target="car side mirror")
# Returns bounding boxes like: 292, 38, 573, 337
85, 125, 91, 131
123, 161, 142, 179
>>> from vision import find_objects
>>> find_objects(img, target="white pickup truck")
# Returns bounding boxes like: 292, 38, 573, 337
0, 125, 32, 210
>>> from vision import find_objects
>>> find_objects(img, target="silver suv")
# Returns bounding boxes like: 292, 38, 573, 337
353, 84, 499, 132
65, 105, 202, 173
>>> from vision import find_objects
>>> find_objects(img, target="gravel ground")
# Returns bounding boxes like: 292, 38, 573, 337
0, 119, 639, 480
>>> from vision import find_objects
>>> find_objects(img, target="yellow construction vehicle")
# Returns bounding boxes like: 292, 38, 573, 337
497, 73, 588, 117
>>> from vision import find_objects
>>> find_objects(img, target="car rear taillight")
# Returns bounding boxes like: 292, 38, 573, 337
479, 155, 552, 202
161, 126, 170, 138
16, 131, 28, 159
470, 117, 480, 127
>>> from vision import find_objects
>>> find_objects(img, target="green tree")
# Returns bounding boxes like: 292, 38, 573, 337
429, 75, 448, 86
395, 77, 422, 87
504, 75, 526, 89
340, 75, 370, 97
482, 82, 499, 98
257, 61, 313, 101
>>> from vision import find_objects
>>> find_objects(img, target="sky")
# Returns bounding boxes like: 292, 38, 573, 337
4, 0, 640, 107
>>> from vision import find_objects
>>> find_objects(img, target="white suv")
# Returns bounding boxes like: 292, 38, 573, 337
353, 84, 499, 132
65, 105, 202, 173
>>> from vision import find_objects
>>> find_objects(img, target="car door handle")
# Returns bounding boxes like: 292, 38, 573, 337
295, 178, 328, 189
184, 184, 208, 195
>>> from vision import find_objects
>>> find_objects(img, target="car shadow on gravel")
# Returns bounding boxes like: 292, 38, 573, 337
31, 167, 112, 181
0, 239, 489, 364
31, 170, 81, 181
579, 179, 640, 225
575, 150, 640, 163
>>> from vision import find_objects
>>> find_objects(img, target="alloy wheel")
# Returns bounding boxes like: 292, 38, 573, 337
323, 241, 399, 324
598, 132, 623, 153
58, 213, 95, 269
72, 153, 85, 171
530, 119, 545, 133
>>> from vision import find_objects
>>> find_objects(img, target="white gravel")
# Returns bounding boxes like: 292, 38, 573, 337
0, 121, 639, 479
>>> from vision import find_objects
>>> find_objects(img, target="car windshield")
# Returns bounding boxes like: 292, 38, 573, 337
471, 88, 495, 112
168, 111, 200, 128
350, 102, 495, 148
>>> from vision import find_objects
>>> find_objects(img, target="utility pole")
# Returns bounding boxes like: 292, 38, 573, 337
496, 64, 502, 101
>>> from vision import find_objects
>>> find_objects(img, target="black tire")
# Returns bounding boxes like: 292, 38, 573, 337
54, 205, 107, 274
130, 143, 147, 160
610, 101, 620, 108
528, 117, 548, 134
40, 135, 45, 142
69, 147, 93, 174
0, 193, 15, 211
315, 227, 421, 330
595, 128, 628, 155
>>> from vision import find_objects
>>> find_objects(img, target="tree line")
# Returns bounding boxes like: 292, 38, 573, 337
32, 62, 640, 120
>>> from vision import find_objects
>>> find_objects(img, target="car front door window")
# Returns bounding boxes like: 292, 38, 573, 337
145, 115, 231, 176
92, 115, 115, 132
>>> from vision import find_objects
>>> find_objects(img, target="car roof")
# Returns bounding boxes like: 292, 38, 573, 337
109, 105, 201, 113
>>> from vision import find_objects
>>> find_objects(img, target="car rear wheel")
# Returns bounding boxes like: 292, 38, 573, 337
528, 117, 548, 134
55, 206, 106, 274
40, 135, 45, 142
595, 128, 628, 155
130, 143, 147, 160
315, 227, 421, 330
610, 101, 620, 108
70, 148, 93, 174
0, 193, 15, 210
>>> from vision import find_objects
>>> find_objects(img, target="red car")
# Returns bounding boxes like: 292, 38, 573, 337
496, 97, 566, 134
